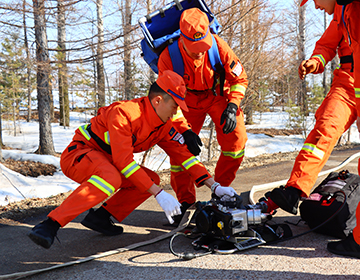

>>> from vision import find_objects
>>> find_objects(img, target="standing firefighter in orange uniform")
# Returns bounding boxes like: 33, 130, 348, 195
157, 8, 248, 215
269, 0, 360, 258
28, 70, 237, 249
266, 13, 356, 215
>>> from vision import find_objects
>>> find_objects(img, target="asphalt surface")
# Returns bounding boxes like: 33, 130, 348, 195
1, 146, 360, 279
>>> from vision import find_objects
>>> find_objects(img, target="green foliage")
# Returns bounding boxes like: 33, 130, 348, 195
307, 82, 325, 114
0, 32, 31, 115
118, 60, 150, 100
72, 66, 96, 109
285, 100, 308, 138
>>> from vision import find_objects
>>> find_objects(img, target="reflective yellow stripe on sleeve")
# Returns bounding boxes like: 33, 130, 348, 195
87, 175, 115, 196
121, 161, 141, 178
79, 124, 91, 141
301, 143, 325, 160
312, 54, 326, 68
355, 88, 360, 99
171, 165, 184, 172
230, 84, 246, 95
182, 156, 200, 170
104, 131, 110, 145
222, 149, 245, 159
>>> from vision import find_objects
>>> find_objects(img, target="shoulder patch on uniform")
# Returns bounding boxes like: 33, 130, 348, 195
232, 62, 243, 76
230, 60, 236, 69
169, 127, 176, 137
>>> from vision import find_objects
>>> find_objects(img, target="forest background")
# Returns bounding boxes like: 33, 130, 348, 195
0, 0, 340, 161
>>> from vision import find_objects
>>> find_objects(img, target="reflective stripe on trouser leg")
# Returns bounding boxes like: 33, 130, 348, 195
87, 175, 116, 196
301, 143, 325, 160
215, 149, 245, 186
48, 181, 110, 227
210, 100, 247, 187
170, 160, 196, 204
287, 85, 356, 196
55, 146, 122, 227
104, 166, 159, 223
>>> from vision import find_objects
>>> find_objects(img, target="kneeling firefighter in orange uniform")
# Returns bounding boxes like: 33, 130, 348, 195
28, 70, 237, 249
157, 8, 248, 217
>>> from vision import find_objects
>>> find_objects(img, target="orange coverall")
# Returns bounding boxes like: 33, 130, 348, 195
158, 34, 248, 204
287, 15, 356, 198
333, 1, 360, 245
49, 96, 211, 226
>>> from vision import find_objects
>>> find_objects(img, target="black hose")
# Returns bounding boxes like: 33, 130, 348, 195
169, 232, 213, 260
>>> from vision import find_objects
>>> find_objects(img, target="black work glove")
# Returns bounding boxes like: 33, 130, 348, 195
220, 103, 238, 134
182, 129, 203, 156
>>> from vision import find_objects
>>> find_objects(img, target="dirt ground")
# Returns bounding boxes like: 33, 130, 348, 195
0, 127, 356, 226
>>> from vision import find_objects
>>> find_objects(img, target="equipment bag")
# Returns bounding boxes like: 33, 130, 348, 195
299, 170, 360, 239
139, 0, 221, 74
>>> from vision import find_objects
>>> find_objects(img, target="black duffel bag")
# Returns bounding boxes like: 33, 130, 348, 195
299, 170, 360, 239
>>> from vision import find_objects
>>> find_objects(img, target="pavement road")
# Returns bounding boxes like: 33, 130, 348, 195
1, 146, 360, 279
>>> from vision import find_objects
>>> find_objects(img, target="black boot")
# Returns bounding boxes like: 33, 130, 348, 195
327, 233, 360, 258
172, 202, 193, 225
81, 207, 123, 236
269, 186, 301, 215
28, 218, 60, 249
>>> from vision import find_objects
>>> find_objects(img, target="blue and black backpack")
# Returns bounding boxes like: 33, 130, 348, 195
139, 0, 225, 95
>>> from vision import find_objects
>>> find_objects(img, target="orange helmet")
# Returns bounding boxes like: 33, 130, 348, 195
156, 70, 188, 112
179, 8, 212, 53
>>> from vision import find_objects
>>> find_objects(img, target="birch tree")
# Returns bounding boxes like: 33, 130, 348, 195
322, 12, 328, 97
298, 0, 307, 114
147, 0, 155, 84
96, 0, 105, 108
123, 0, 132, 100
23, 0, 33, 122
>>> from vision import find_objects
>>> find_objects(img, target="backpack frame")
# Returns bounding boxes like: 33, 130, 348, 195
139, 0, 225, 95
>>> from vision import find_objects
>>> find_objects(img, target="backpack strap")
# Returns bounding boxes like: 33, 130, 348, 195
168, 34, 225, 96
168, 41, 185, 77
208, 34, 225, 96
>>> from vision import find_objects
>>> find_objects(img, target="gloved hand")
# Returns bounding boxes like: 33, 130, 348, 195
220, 103, 238, 134
182, 129, 203, 156
155, 189, 181, 224
211, 182, 237, 197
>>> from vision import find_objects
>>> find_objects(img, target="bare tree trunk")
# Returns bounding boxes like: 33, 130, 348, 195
227, 0, 236, 47
23, 0, 32, 122
96, 0, 105, 108
91, 34, 98, 111
298, 1, 307, 115
322, 12, 328, 97
123, 0, 132, 100
208, 120, 214, 161
13, 97, 16, 136
33, 0, 55, 155
49, 82, 54, 122
58, 0, 69, 127
147, 0, 155, 84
